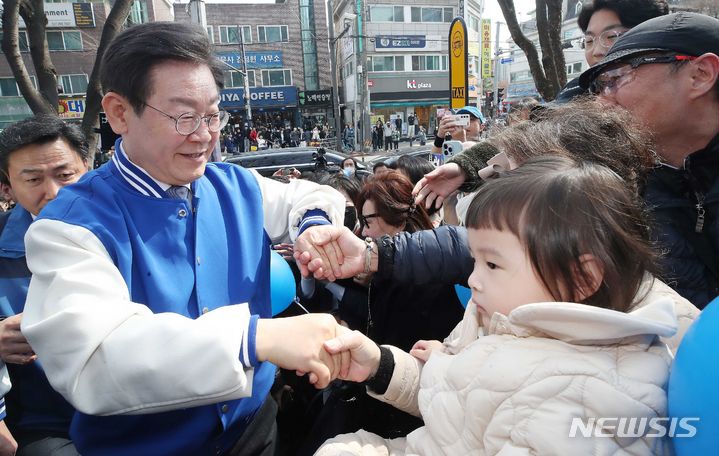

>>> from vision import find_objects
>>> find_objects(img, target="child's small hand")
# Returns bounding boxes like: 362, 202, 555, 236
410, 339, 443, 363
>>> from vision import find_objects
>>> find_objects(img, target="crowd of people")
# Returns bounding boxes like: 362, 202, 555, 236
0, 3, 717, 456
219, 122, 334, 154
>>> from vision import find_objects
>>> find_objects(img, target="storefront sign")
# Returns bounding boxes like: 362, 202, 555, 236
10, 3, 96, 28
219, 86, 297, 108
72, 3, 95, 28
299, 89, 332, 107
406, 80, 432, 90
58, 97, 85, 119
375, 35, 441, 52
216, 51, 283, 69
480, 19, 492, 79
507, 82, 539, 99
449, 17, 469, 109
370, 75, 448, 94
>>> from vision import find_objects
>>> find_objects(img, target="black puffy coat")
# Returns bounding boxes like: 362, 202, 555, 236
644, 133, 719, 309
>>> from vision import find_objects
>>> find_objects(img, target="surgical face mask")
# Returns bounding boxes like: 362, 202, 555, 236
343, 167, 355, 177
344, 206, 358, 231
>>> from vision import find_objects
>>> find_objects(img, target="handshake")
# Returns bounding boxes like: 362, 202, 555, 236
254, 225, 383, 389
256, 314, 382, 389
258, 225, 442, 389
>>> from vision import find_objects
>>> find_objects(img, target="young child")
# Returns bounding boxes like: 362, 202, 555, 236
317, 156, 677, 455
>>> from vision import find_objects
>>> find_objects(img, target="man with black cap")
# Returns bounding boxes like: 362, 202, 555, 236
580, 12, 719, 309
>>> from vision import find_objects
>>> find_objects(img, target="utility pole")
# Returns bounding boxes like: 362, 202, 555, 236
239, 31, 252, 127
187, 0, 207, 28
359, 0, 370, 154
327, 0, 346, 152
492, 21, 500, 118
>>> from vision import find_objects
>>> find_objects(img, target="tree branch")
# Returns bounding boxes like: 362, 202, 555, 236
81, 0, 133, 160
24, 0, 58, 112
1, 0, 53, 113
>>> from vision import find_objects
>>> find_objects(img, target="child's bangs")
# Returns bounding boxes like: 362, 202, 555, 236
465, 183, 532, 242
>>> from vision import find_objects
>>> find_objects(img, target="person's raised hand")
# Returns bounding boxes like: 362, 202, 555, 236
294, 226, 367, 281
323, 330, 381, 383
409, 339, 443, 363
436, 115, 461, 139
0, 314, 36, 365
255, 313, 348, 389
413, 162, 466, 210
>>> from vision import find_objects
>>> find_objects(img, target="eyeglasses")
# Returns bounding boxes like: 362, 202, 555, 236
143, 103, 230, 136
581, 29, 627, 50
589, 54, 697, 95
359, 212, 379, 227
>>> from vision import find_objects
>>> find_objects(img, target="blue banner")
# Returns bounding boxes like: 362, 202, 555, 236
375, 35, 426, 49
220, 86, 297, 108
217, 51, 283, 69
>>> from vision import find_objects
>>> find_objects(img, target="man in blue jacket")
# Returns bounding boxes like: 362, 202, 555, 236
20, 22, 347, 456
0, 114, 89, 455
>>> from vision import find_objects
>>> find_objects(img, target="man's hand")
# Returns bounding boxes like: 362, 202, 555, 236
436, 115, 465, 140
323, 330, 381, 383
0, 314, 36, 365
409, 339, 443, 363
255, 314, 349, 389
294, 226, 369, 281
413, 163, 465, 210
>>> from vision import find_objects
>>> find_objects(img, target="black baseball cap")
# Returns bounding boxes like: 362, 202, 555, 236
579, 12, 719, 89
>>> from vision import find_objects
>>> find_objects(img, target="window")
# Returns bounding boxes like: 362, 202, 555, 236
0, 31, 29, 52
369, 6, 404, 22
261, 69, 292, 86
410, 7, 452, 23
257, 25, 288, 43
510, 70, 532, 82
469, 15, 479, 32
219, 26, 252, 44
0, 78, 20, 97
566, 62, 583, 75
127, 0, 148, 25
206, 26, 214, 43
59, 74, 88, 95
342, 61, 355, 79
411, 55, 447, 71
511, 70, 532, 82
469, 55, 480, 74
47, 31, 82, 51
370, 55, 404, 72
224, 70, 256, 88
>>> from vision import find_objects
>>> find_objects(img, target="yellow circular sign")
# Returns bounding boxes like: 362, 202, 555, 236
452, 30, 463, 58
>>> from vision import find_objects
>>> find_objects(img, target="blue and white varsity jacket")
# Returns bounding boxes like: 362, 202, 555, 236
0, 207, 74, 434
21, 142, 345, 455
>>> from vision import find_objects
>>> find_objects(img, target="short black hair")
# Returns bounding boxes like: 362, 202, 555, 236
372, 162, 389, 173
0, 114, 89, 186
100, 22, 224, 114
392, 155, 435, 186
577, 0, 669, 33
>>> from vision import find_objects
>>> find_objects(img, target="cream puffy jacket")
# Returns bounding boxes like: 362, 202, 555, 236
317, 279, 680, 456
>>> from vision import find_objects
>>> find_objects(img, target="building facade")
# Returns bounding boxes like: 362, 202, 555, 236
174, 0, 333, 131
0, 0, 174, 129
332, 0, 478, 138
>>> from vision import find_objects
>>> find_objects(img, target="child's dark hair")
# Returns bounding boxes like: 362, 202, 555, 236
465, 156, 658, 312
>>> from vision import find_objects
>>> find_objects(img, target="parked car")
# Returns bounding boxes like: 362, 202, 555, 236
366, 147, 434, 169
225, 147, 370, 178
